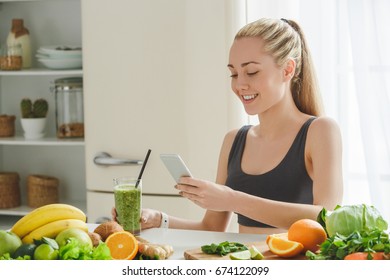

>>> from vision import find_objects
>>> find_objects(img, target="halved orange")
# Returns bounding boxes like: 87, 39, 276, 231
265, 232, 288, 245
267, 235, 304, 258
105, 231, 139, 260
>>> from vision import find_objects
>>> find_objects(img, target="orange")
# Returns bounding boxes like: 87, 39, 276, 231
105, 231, 139, 260
267, 235, 304, 258
265, 232, 288, 245
287, 219, 327, 253
344, 252, 386, 260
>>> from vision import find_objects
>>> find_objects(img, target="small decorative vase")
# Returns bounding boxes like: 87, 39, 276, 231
20, 118, 47, 139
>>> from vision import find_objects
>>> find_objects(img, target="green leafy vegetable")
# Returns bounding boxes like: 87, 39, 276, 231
0, 253, 31, 260
201, 241, 248, 256
306, 228, 390, 260
137, 253, 160, 260
34, 237, 59, 250
58, 238, 111, 260
317, 204, 388, 237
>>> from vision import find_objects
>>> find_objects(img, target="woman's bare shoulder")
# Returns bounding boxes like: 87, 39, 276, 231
310, 116, 341, 134
219, 128, 241, 155
308, 116, 342, 145
223, 128, 240, 145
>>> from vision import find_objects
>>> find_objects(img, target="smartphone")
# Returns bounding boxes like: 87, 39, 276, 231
160, 154, 193, 183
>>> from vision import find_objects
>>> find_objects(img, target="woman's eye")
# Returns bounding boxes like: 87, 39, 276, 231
247, 71, 259, 76
230, 73, 238, 78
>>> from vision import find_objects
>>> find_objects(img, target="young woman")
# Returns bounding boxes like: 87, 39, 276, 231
116, 18, 343, 234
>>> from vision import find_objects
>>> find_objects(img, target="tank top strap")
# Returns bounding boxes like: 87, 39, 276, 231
227, 125, 251, 170
287, 117, 316, 161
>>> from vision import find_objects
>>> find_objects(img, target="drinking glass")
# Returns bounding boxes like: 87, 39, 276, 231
113, 177, 141, 235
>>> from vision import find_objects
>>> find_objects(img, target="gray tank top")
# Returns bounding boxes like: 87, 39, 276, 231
226, 118, 315, 228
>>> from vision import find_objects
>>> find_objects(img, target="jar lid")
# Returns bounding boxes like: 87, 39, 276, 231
54, 77, 83, 90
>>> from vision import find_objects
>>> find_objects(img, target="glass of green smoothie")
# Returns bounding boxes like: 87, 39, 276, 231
114, 177, 142, 235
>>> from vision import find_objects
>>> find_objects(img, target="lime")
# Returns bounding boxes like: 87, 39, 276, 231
229, 250, 251, 260
249, 245, 264, 260
13, 243, 37, 259
33, 244, 59, 260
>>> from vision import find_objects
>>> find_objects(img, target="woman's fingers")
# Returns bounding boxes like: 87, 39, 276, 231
111, 207, 117, 221
175, 183, 199, 195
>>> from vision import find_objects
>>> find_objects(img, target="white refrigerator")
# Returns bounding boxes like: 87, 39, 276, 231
81, 0, 240, 226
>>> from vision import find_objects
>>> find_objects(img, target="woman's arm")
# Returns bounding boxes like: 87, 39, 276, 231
307, 117, 343, 209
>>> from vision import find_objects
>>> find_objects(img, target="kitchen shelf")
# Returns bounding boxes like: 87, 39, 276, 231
0, 0, 42, 3
0, 68, 83, 77
0, 200, 86, 217
0, 136, 84, 146
0, 0, 86, 228
0, 0, 41, 2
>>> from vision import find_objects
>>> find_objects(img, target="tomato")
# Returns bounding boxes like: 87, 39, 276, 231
344, 252, 385, 260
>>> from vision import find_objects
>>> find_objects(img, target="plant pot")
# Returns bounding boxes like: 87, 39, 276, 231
20, 118, 47, 139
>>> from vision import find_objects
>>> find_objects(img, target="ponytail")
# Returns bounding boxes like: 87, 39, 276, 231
287, 20, 324, 116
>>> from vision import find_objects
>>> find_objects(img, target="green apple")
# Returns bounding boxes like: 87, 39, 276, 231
55, 228, 92, 248
0, 230, 22, 256
34, 244, 58, 260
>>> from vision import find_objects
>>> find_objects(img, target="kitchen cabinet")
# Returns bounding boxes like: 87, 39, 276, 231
82, 0, 239, 232
0, 0, 84, 229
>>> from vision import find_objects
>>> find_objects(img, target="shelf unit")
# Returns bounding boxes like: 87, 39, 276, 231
0, 136, 84, 146
0, 69, 83, 76
0, 0, 85, 225
0, 199, 85, 216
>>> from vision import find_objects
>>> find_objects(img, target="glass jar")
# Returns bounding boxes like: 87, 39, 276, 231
53, 77, 84, 138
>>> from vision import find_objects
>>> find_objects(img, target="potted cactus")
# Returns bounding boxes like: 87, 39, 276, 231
20, 98, 49, 139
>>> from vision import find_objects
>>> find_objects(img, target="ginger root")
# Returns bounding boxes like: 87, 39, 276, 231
138, 242, 174, 260
88, 231, 102, 247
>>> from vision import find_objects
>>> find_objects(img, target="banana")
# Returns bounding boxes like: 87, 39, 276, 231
11, 203, 87, 239
22, 218, 88, 244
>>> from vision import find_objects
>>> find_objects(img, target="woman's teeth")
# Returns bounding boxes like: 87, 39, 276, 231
242, 94, 258, 101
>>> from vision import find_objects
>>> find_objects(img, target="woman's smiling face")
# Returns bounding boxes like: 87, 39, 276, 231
228, 37, 290, 116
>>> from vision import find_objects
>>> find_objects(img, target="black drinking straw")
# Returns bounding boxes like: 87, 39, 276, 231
135, 149, 151, 187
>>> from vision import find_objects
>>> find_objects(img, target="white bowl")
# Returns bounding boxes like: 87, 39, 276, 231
38, 57, 82, 70
39, 45, 82, 56
36, 50, 82, 59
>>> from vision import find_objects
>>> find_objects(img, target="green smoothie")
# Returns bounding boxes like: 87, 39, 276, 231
114, 184, 141, 235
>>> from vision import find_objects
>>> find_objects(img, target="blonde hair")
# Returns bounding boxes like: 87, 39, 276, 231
235, 18, 324, 116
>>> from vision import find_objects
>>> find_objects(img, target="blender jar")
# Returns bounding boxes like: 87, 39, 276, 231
54, 77, 84, 138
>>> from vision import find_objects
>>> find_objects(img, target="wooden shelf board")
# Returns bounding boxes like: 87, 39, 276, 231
0, 136, 85, 146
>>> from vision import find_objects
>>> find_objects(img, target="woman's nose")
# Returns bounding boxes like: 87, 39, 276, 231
234, 77, 249, 91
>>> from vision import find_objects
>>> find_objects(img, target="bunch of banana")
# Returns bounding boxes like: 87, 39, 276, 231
11, 203, 87, 244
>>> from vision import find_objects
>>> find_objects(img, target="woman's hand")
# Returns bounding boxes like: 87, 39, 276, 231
140, 208, 163, 229
111, 207, 118, 222
176, 177, 235, 212
111, 207, 162, 229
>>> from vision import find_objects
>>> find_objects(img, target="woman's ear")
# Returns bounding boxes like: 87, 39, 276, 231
283, 59, 296, 81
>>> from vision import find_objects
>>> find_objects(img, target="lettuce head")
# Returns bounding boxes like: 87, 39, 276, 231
318, 204, 388, 237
